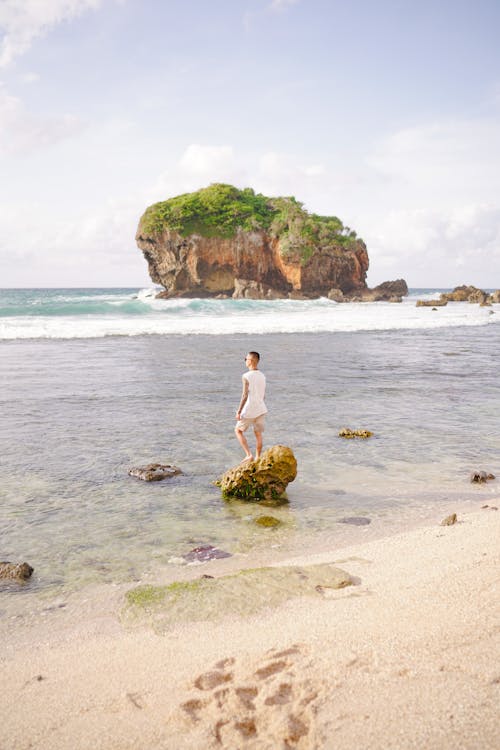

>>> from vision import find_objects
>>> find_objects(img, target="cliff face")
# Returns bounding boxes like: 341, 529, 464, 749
135, 184, 370, 299
136, 226, 369, 299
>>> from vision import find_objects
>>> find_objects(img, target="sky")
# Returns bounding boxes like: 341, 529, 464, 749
0, 0, 499, 288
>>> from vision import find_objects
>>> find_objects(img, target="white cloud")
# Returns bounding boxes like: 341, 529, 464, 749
362, 204, 500, 286
0, 195, 150, 286
268, 0, 299, 11
178, 144, 237, 179
154, 144, 328, 208
0, 0, 103, 67
367, 119, 500, 205
20, 71, 40, 84
0, 84, 84, 154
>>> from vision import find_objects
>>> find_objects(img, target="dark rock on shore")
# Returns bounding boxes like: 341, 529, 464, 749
0, 562, 34, 580
215, 445, 297, 502
441, 513, 457, 526
128, 463, 183, 481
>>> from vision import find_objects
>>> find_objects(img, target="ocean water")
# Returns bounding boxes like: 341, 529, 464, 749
1, 288, 499, 613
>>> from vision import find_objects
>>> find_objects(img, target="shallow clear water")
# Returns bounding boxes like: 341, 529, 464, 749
1, 300, 499, 606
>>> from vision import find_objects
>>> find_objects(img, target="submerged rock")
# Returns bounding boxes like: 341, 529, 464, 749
416, 299, 448, 307
124, 562, 353, 631
254, 515, 282, 528
128, 463, 182, 481
338, 517, 371, 526
0, 562, 34, 580
183, 546, 231, 562
470, 470, 495, 483
338, 428, 373, 439
215, 445, 297, 502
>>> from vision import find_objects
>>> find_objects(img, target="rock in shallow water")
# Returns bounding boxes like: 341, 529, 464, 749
128, 463, 182, 481
215, 445, 297, 502
338, 517, 371, 526
470, 470, 495, 483
254, 515, 282, 528
183, 546, 232, 562
338, 428, 373, 439
124, 562, 353, 632
0, 562, 34, 580
441, 513, 457, 526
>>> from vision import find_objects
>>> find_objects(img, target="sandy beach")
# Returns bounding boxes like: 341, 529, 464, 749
1, 506, 499, 750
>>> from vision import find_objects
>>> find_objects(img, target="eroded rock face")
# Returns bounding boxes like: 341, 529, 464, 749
215, 445, 297, 502
361, 279, 409, 302
440, 286, 500, 304
136, 226, 370, 299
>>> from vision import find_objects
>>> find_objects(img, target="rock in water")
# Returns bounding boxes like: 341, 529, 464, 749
0, 562, 34, 580
338, 517, 371, 526
470, 470, 495, 483
215, 445, 297, 502
183, 546, 231, 562
441, 513, 457, 526
128, 463, 182, 481
338, 427, 373, 439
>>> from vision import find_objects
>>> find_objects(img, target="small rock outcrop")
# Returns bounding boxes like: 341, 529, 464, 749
439, 286, 500, 304
441, 513, 457, 526
338, 428, 373, 439
0, 562, 34, 580
128, 463, 182, 481
215, 445, 297, 502
183, 546, 231, 562
136, 184, 406, 301
470, 470, 496, 483
360, 279, 409, 302
416, 299, 448, 307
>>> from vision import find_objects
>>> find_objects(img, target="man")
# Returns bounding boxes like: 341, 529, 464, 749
235, 351, 267, 462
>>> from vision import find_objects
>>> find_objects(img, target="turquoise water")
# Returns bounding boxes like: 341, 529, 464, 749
1, 287, 498, 339
1, 294, 499, 604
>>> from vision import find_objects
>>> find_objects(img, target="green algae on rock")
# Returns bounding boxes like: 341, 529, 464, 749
215, 445, 297, 502
254, 515, 282, 528
123, 562, 353, 633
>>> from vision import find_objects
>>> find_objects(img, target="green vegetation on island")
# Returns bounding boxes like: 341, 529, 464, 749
139, 183, 361, 265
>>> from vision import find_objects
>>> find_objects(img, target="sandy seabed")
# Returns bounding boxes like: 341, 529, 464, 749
1, 507, 499, 750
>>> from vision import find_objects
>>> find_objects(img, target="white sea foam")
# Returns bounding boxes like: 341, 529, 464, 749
0, 296, 498, 340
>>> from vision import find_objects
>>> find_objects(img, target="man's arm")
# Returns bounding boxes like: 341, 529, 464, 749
236, 376, 249, 419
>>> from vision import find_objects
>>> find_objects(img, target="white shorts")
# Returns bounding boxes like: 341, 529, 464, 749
235, 415, 266, 433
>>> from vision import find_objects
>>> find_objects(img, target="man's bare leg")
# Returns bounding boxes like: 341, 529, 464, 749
235, 427, 253, 460
254, 430, 263, 459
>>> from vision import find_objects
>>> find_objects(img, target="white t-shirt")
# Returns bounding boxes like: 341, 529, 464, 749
241, 370, 267, 418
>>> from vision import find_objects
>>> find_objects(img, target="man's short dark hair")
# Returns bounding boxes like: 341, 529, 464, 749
248, 351, 260, 361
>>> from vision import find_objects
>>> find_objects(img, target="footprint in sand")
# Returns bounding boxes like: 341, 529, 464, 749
180, 643, 323, 747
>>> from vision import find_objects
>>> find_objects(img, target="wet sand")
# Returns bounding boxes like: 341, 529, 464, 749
1, 507, 499, 750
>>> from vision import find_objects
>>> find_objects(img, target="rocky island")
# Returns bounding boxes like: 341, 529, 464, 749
136, 183, 407, 301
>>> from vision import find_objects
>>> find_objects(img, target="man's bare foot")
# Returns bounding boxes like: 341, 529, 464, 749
241, 455, 253, 463
254, 453, 260, 460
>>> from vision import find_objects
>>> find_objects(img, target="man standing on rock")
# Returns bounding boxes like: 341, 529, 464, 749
235, 351, 267, 462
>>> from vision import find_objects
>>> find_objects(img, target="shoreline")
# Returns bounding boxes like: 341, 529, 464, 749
1, 506, 499, 749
